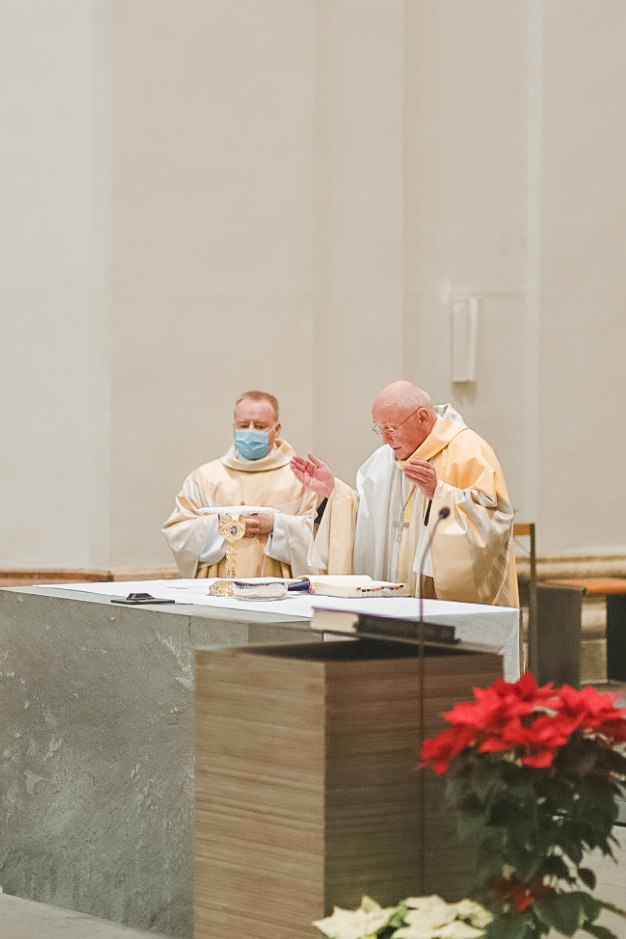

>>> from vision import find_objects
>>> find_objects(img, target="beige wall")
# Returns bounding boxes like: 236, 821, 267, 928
539, 1, 626, 551
0, 1, 111, 567
2, 0, 625, 569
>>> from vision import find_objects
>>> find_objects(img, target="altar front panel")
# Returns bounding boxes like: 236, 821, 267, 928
195, 640, 503, 939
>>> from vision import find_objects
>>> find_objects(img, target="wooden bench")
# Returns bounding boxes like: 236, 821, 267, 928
547, 577, 626, 682
0, 567, 179, 587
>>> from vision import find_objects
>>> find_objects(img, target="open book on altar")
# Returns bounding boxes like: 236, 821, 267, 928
303, 574, 408, 599
227, 574, 409, 601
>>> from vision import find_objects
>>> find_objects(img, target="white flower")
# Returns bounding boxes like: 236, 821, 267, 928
452, 900, 493, 929
404, 896, 451, 912
313, 895, 492, 939
438, 922, 487, 939
390, 895, 491, 939
313, 895, 394, 939
404, 904, 456, 930
392, 919, 485, 939
392, 927, 436, 939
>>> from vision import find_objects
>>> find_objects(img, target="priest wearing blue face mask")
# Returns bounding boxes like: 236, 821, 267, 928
162, 391, 321, 579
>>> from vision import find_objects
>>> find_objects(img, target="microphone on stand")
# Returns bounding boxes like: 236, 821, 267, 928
416, 503, 449, 896
418, 506, 450, 623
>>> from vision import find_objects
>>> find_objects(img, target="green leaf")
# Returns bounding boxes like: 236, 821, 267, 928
578, 867, 597, 890
576, 892, 603, 922
386, 908, 406, 928
533, 893, 585, 936
485, 913, 537, 939
458, 811, 493, 842
445, 773, 470, 806
541, 855, 572, 882
583, 923, 621, 939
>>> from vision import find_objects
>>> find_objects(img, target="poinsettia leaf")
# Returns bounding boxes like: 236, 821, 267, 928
578, 867, 597, 890
458, 811, 492, 841
533, 893, 584, 935
579, 799, 618, 836
540, 854, 572, 881
484, 912, 535, 939
607, 752, 626, 775
445, 773, 470, 805
387, 908, 407, 928
508, 855, 548, 882
575, 891, 602, 922
583, 922, 621, 939
561, 839, 584, 867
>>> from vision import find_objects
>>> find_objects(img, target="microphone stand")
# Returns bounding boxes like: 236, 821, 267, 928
418, 504, 450, 621
417, 504, 450, 895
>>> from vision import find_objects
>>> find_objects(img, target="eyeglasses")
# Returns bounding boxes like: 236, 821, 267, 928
372, 406, 421, 438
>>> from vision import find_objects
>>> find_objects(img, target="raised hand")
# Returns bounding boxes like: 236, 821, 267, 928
290, 453, 335, 498
402, 458, 437, 499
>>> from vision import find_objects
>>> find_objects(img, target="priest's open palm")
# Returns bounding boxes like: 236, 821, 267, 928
290, 454, 335, 499
402, 458, 437, 499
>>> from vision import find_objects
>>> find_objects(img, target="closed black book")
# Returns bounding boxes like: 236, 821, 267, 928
354, 613, 456, 644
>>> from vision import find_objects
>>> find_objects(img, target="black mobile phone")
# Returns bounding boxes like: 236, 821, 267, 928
111, 592, 176, 605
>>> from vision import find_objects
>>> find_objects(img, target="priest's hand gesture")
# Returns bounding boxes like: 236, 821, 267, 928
290, 454, 335, 499
402, 457, 437, 499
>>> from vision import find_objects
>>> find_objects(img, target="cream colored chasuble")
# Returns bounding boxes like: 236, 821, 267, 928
388, 475, 431, 596
311, 405, 518, 607
162, 440, 319, 579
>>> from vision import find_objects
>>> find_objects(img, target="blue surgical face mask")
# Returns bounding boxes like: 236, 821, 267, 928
234, 429, 270, 461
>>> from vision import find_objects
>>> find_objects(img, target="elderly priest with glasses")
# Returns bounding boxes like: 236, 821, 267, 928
162, 390, 320, 579
291, 380, 519, 607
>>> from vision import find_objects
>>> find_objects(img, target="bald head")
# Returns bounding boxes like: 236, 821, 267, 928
372, 381, 437, 460
373, 380, 433, 413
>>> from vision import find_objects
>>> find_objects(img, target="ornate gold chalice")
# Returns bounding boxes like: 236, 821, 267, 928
209, 512, 246, 597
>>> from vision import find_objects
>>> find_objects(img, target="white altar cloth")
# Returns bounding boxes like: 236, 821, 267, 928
57, 579, 521, 680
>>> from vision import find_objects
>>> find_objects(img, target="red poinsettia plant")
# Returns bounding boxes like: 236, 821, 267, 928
419, 672, 626, 939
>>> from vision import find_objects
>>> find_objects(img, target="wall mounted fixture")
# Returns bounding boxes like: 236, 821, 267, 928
451, 295, 480, 383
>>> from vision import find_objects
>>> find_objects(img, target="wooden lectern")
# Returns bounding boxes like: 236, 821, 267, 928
195, 638, 502, 939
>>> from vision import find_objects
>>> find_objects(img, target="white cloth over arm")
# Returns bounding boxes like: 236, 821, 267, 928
162, 440, 320, 579
308, 404, 518, 607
